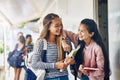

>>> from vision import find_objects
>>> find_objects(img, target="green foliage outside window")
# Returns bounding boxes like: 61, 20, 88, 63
0, 40, 3, 54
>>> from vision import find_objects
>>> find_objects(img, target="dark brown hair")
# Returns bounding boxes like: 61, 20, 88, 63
80, 18, 111, 78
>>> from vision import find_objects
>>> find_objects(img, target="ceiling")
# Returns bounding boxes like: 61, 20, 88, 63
0, 0, 66, 26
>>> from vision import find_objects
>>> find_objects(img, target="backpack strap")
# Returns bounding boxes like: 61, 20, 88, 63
25, 39, 47, 68
43, 39, 47, 50
41, 39, 47, 62
15, 44, 18, 49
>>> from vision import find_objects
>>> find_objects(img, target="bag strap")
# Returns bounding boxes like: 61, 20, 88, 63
43, 39, 47, 50
41, 39, 47, 62
15, 43, 25, 51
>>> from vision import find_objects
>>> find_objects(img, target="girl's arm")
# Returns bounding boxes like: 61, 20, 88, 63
63, 30, 79, 48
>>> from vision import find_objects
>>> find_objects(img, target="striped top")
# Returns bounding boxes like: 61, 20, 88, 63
25, 43, 33, 54
31, 39, 68, 79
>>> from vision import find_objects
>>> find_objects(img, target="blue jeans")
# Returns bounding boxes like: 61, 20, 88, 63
45, 75, 69, 80
81, 74, 89, 80
23, 63, 28, 80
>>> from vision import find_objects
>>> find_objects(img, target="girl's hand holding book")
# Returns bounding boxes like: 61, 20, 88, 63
83, 67, 99, 71
60, 45, 80, 72
65, 56, 75, 65
79, 65, 89, 76
55, 60, 68, 69
63, 45, 80, 65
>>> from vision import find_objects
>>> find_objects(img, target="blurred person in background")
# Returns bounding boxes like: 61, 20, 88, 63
17, 32, 23, 39
24, 34, 34, 80
25, 34, 33, 54
13, 36, 26, 80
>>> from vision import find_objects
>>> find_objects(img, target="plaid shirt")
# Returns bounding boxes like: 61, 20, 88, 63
26, 43, 33, 54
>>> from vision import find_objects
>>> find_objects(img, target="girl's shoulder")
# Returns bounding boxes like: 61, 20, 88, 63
35, 38, 47, 48
91, 40, 102, 51
91, 41, 103, 56
34, 39, 45, 47
36, 38, 46, 44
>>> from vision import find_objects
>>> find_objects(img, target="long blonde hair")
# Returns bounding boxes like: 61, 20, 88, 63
39, 13, 65, 61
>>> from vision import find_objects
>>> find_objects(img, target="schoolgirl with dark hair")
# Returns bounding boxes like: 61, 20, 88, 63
63, 18, 111, 80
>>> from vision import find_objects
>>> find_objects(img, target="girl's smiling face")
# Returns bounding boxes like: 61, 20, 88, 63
49, 18, 63, 36
78, 24, 93, 41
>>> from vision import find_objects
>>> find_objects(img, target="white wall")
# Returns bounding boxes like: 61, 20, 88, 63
108, 0, 120, 80
58, 0, 94, 33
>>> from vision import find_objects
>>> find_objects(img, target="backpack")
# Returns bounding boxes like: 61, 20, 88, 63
7, 44, 25, 68
25, 39, 47, 80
